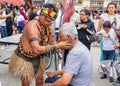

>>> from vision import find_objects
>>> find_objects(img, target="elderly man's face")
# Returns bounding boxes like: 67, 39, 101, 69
59, 31, 68, 42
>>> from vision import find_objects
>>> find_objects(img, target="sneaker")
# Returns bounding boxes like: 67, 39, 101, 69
100, 73, 107, 79
113, 79, 120, 86
109, 77, 114, 82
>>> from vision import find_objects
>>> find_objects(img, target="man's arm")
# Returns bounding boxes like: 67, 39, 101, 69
0, 11, 13, 19
25, 21, 72, 55
0, 8, 5, 14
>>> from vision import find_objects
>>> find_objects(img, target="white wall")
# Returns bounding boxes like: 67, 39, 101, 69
83, 0, 90, 7
103, 0, 111, 8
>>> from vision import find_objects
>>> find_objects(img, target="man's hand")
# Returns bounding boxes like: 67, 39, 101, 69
46, 71, 55, 78
56, 41, 72, 49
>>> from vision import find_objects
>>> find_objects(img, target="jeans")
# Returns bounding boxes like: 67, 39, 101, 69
1, 26, 7, 38
45, 76, 73, 86
102, 50, 115, 60
45, 77, 60, 83
17, 26, 23, 34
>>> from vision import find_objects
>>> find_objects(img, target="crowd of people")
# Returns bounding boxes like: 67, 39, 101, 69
0, 1, 120, 86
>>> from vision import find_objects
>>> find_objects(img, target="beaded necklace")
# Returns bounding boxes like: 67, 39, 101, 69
37, 24, 52, 45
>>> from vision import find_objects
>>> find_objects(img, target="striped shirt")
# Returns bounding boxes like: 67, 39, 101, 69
64, 42, 93, 86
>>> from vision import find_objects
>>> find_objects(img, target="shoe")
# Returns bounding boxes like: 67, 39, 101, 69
113, 79, 120, 86
109, 77, 114, 82
100, 74, 107, 79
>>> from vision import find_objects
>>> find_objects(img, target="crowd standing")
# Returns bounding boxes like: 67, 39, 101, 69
0, 1, 120, 86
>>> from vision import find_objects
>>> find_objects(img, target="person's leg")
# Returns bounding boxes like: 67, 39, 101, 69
21, 77, 30, 86
1, 26, 8, 47
45, 77, 61, 83
107, 50, 115, 82
100, 50, 107, 79
17, 27, 21, 34
102, 50, 108, 60
1, 26, 8, 38
108, 50, 115, 60
113, 77, 120, 85
36, 67, 44, 86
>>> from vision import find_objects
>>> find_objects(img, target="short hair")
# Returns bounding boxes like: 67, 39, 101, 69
59, 23, 78, 40
103, 21, 111, 28
80, 9, 91, 16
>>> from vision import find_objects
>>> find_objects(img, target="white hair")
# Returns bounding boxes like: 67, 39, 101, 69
59, 23, 78, 40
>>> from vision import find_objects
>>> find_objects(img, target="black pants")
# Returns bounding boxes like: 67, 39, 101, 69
68, 84, 73, 86
55, 28, 59, 41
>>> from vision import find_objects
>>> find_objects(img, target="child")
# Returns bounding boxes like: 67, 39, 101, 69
97, 21, 116, 82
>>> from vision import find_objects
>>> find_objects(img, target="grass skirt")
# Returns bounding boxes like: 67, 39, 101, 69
9, 52, 45, 83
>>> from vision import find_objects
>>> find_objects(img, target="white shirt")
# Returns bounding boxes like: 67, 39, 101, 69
0, 10, 6, 26
97, 28, 116, 51
54, 10, 62, 28
70, 12, 80, 24
100, 13, 120, 29
14, 14, 25, 26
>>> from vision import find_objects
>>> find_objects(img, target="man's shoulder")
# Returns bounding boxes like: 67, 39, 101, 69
25, 20, 39, 31
70, 42, 89, 55
26, 20, 38, 26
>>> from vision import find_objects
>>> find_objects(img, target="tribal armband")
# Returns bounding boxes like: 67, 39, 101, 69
29, 37, 39, 43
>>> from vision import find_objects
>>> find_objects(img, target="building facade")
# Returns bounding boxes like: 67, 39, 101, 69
29, 0, 120, 9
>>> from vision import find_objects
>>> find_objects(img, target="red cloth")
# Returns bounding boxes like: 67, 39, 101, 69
117, 35, 120, 41
63, 0, 73, 23
21, 11, 28, 20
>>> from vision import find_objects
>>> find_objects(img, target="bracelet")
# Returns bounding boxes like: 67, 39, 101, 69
46, 45, 56, 53
53, 44, 56, 50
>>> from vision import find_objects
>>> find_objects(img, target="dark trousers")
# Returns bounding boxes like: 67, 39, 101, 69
55, 28, 59, 41
102, 50, 115, 60
45, 76, 73, 86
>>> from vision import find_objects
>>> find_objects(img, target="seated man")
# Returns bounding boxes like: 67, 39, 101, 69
43, 23, 93, 86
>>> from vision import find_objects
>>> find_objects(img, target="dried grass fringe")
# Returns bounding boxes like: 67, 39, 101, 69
9, 52, 35, 83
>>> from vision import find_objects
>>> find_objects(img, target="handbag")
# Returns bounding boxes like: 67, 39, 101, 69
86, 28, 98, 42
88, 34, 98, 42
